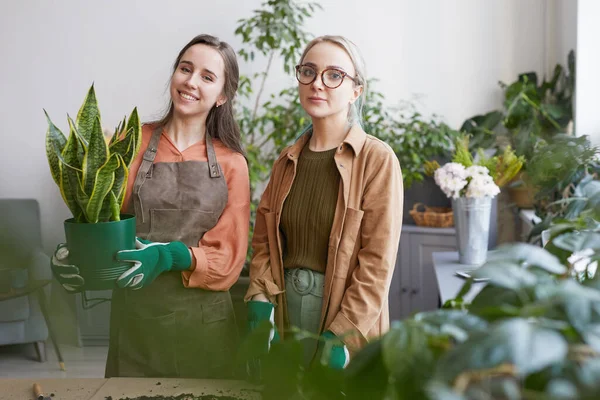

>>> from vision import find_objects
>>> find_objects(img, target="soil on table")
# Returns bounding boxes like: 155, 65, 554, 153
106, 395, 246, 400
104, 387, 259, 400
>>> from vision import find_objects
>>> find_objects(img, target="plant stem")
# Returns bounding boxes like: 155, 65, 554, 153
251, 50, 275, 142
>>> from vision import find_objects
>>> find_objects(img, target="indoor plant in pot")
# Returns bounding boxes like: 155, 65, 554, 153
432, 135, 504, 265
45, 84, 142, 290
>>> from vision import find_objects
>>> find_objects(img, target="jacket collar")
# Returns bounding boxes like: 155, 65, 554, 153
285, 123, 367, 160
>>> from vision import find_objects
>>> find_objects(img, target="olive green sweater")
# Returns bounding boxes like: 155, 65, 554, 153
281, 145, 340, 273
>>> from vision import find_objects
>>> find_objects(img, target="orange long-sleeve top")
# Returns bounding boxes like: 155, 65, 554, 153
122, 124, 250, 291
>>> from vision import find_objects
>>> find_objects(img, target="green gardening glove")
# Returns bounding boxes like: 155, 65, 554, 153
116, 237, 191, 290
247, 300, 280, 347
321, 331, 350, 369
50, 243, 85, 293
246, 300, 280, 381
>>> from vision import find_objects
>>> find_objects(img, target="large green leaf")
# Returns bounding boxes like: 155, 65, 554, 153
435, 319, 568, 383
414, 310, 488, 343
75, 84, 100, 142
553, 231, 600, 253
471, 261, 538, 290
382, 321, 433, 379
469, 286, 524, 318
44, 110, 67, 186
485, 243, 567, 275
86, 153, 120, 223
82, 116, 109, 195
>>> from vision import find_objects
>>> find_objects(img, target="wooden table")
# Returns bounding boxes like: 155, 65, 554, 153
1, 378, 261, 400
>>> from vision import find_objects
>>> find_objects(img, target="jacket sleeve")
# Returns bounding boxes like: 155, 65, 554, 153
244, 158, 285, 305
328, 144, 403, 350
181, 153, 251, 291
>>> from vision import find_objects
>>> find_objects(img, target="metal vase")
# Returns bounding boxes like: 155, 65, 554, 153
452, 197, 492, 265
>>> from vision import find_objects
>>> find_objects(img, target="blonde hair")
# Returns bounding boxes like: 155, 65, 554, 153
298, 35, 367, 126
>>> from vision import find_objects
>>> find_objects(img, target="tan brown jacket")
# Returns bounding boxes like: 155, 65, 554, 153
245, 124, 403, 353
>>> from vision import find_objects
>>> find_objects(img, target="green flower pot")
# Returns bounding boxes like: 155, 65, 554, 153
64, 214, 136, 291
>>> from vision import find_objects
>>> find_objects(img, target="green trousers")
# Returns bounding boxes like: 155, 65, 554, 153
284, 268, 325, 366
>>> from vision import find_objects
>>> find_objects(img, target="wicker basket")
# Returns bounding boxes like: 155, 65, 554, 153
409, 202, 454, 228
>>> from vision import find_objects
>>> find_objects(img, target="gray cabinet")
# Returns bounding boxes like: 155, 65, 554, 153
388, 225, 457, 321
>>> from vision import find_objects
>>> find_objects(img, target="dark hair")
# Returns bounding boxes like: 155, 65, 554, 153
153, 34, 244, 156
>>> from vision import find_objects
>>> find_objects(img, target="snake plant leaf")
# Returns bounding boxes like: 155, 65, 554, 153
45, 84, 141, 222
83, 116, 109, 195
125, 107, 141, 165
109, 191, 120, 221
109, 127, 134, 163
67, 114, 87, 163
60, 165, 86, 222
56, 120, 86, 218
75, 84, 100, 143
44, 110, 67, 186
97, 154, 128, 222
86, 153, 120, 223
66, 115, 86, 169
73, 169, 89, 222
112, 153, 129, 208
108, 115, 127, 146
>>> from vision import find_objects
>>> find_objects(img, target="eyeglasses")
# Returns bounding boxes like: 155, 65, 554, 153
295, 65, 359, 89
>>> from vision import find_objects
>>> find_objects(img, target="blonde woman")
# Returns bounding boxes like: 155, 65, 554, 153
245, 35, 403, 369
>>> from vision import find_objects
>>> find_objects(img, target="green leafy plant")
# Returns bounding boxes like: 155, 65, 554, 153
45, 84, 142, 223
461, 51, 575, 165
525, 135, 600, 245
366, 97, 460, 189
240, 234, 600, 399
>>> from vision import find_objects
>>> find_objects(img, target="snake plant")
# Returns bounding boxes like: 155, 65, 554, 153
45, 84, 142, 223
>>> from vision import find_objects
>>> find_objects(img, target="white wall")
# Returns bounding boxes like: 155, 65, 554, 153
576, 0, 600, 143
547, 0, 578, 76
0, 0, 575, 253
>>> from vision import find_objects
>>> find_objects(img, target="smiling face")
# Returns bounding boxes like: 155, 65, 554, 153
297, 41, 363, 123
169, 44, 227, 119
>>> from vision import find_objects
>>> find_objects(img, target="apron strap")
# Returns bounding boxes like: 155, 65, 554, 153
133, 127, 162, 222
205, 133, 221, 179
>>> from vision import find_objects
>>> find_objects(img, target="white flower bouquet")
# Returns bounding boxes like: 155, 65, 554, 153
434, 162, 500, 199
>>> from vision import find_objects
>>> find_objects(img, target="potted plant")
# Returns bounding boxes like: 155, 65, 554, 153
461, 51, 576, 208
45, 84, 142, 290
426, 134, 524, 249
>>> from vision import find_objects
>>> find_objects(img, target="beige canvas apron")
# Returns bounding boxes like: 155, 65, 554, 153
105, 127, 238, 379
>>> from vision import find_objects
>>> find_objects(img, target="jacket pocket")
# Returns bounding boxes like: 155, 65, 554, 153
148, 208, 218, 245
335, 208, 364, 277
